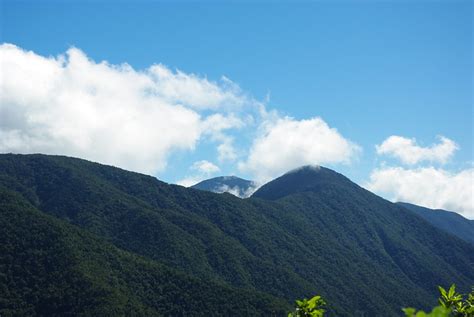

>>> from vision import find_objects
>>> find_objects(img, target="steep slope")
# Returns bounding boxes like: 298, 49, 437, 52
1, 155, 473, 316
192, 176, 256, 198
252, 165, 474, 312
397, 202, 474, 245
0, 186, 289, 316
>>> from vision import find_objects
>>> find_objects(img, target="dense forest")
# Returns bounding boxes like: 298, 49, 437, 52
0, 187, 289, 316
0, 154, 473, 316
397, 202, 474, 245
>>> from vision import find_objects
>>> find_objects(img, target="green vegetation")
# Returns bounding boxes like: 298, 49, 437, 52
0, 187, 289, 316
1, 155, 473, 315
288, 295, 326, 317
437, 285, 474, 316
289, 285, 474, 317
403, 284, 474, 317
402, 284, 474, 317
402, 307, 451, 317
397, 203, 474, 245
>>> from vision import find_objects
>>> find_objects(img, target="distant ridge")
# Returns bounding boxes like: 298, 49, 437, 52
192, 176, 257, 198
398, 202, 474, 245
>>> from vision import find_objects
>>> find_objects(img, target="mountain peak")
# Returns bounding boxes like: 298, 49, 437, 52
283, 164, 322, 175
191, 176, 257, 198
252, 165, 352, 200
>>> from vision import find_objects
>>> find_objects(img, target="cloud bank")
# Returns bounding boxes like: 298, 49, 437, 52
367, 166, 474, 219
0, 44, 250, 174
369, 134, 472, 218
239, 116, 361, 183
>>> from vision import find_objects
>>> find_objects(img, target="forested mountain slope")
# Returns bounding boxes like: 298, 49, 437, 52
0, 186, 289, 316
1, 155, 473, 316
397, 202, 474, 245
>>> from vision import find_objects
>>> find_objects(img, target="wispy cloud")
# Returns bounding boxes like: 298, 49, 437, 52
191, 160, 220, 174
177, 160, 221, 187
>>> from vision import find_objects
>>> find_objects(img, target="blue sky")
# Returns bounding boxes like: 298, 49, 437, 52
1, 1, 473, 217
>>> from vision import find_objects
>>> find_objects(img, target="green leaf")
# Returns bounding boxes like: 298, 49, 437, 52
438, 286, 447, 298
448, 284, 456, 298
403, 307, 416, 313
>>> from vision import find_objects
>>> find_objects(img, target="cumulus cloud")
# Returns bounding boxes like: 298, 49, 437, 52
376, 135, 458, 165
0, 43, 253, 174
191, 160, 220, 174
366, 166, 474, 219
238, 116, 361, 182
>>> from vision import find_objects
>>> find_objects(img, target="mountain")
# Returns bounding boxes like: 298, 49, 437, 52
0, 179, 289, 316
192, 176, 256, 198
252, 165, 353, 200
1, 155, 473, 316
397, 202, 474, 245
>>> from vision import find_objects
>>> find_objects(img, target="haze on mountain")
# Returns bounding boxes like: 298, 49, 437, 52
191, 176, 257, 198
1, 154, 473, 316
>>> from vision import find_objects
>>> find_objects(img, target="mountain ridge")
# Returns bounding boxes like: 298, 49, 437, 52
1, 154, 473, 316
397, 202, 474, 245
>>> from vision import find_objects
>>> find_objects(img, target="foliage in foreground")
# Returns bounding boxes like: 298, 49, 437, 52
291, 285, 474, 317
403, 285, 474, 317
288, 295, 326, 317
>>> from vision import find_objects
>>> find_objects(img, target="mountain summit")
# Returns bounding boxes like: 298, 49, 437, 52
192, 176, 256, 198
252, 165, 352, 200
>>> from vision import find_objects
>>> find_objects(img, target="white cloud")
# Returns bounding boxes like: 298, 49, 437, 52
0, 44, 252, 174
366, 166, 474, 219
148, 66, 246, 111
177, 160, 221, 187
216, 183, 258, 198
202, 113, 243, 162
176, 176, 205, 188
376, 135, 458, 165
216, 141, 237, 162
191, 160, 220, 174
238, 116, 361, 183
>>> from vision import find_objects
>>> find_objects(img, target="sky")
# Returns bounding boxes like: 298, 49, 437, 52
1, 0, 473, 218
